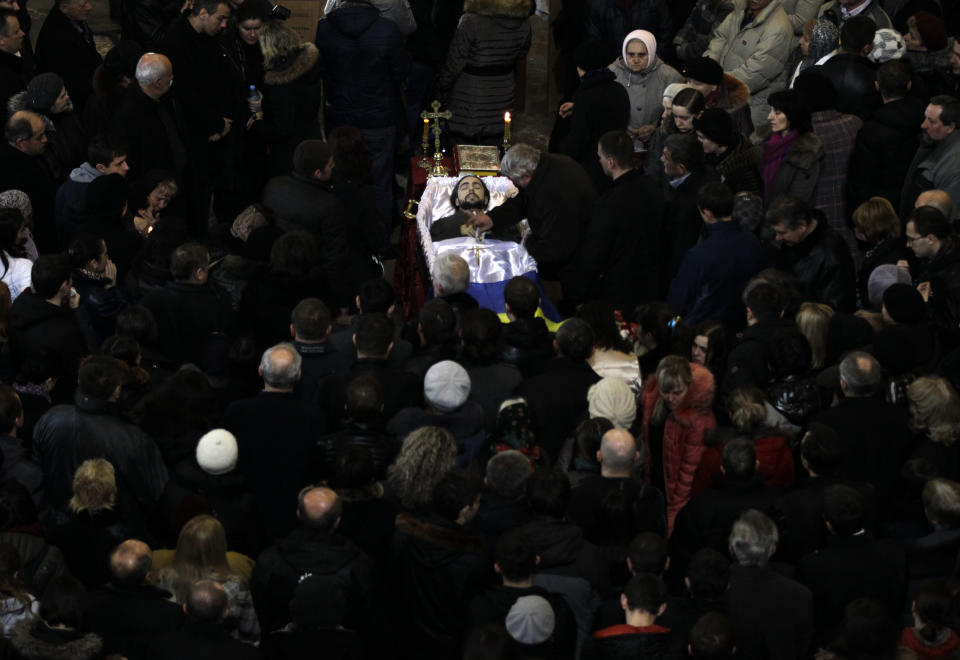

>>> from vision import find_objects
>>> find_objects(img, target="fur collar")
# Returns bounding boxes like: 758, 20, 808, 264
265, 43, 319, 86
11, 620, 102, 660
395, 512, 484, 554
754, 125, 824, 171
721, 73, 750, 112
464, 0, 530, 18
643, 362, 716, 428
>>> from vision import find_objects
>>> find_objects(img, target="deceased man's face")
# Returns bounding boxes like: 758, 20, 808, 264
455, 176, 488, 210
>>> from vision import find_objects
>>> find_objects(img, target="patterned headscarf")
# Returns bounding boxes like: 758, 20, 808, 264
799, 19, 839, 74
491, 398, 541, 465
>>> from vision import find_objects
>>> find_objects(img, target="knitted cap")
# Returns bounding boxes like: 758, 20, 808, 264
424, 360, 471, 412
196, 429, 238, 475
882, 282, 926, 324
869, 28, 906, 63
25, 73, 64, 112
505, 595, 555, 645
867, 263, 911, 311
587, 378, 637, 429
683, 56, 723, 86
914, 11, 947, 51
694, 108, 735, 147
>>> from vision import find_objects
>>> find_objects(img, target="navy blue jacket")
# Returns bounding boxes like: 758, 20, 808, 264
667, 219, 763, 331
315, 2, 409, 129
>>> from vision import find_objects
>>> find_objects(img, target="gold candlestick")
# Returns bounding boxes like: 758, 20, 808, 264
421, 100, 452, 177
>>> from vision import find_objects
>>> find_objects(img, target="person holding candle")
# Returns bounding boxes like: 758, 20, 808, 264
436, 0, 532, 145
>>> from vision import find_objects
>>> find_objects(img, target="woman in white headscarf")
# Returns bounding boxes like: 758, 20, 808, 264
609, 29, 683, 143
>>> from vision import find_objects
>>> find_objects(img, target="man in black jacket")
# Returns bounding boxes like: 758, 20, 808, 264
253, 487, 382, 640
0, 9, 30, 110
904, 205, 960, 348
84, 540, 184, 659
568, 130, 664, 315
34, 0, 101, 109
500, 275, 554, 377
470, 143, 596, 299
0, 110, 57, 249
768, 194, 857, 312
815, 15, 880, 119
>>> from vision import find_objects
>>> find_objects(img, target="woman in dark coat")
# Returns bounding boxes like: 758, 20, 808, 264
258, 20, 323, 177
851, 197, 910, 310
436, 0, 532, 142
760, 89, 824, 206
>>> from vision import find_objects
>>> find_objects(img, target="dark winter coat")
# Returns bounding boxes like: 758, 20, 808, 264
148, 620, 264, 660
0, 49, 30, 112
387, 403, 487, 468
315, 1, 409, 129
568, 167, 664, 313
586, 0, 672, 54
71, 268, 130, 346
319, 357, 423, 430
721, 318, 805, 396
10, 619, 102, 660
500, 317, 555, 377
0, 532, 69, 597
488, 153, 596, 286
436, 0, 532, 138
559, 69, 630, 191
847, 95, 925, 214
774, 219, 856, 312
314, 421, 400, 481
661, 166, 721, 292
0, 144, 57, 250
261, 43, 324, 177
763, 129, 825, 206
34, 6, 101, 109
725, 564, 813, 660
293, 339, 353, 404
84, 583, 184, 660
514, 357, 601, 460
33, 394, 169, 512
43, 506, 131, 587
709, 132, 763, 196
812, 395, 911, 510
582, 624, 674, 660
0, 435, 43, 511
252, 526, 380, 635
112, 84, 188, 182
568, 475, 667, 541
816, 52, 881, 119
913, 238, 960, 349
222, 391, 325, 540
667, 219, 764, 331
857, 236, 910, 311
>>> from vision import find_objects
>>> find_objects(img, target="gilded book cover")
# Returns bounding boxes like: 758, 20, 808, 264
455, 144, 501, 176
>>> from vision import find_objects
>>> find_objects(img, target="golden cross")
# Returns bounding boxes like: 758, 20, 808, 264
471, 242, 488, 267
421, 100, 453, 157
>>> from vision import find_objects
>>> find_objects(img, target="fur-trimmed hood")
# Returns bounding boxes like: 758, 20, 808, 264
10, 620, 102, 660
265, 42, 319, 86
756, 125, 825, 172
717, 73, 749, 112
642, 362, 716, 427
464, 0, 530, 19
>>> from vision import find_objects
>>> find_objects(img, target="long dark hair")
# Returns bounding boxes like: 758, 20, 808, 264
0, 208, 26, 277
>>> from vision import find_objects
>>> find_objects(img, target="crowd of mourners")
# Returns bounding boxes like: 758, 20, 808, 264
0, 0, 957, 657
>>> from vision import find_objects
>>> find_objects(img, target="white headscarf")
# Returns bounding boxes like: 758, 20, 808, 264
622, 29, 657, 71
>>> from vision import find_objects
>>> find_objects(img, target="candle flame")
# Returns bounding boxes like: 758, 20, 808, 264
504, 112, 511, 121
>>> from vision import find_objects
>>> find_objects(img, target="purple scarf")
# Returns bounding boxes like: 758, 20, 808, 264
762, 129, 799, 198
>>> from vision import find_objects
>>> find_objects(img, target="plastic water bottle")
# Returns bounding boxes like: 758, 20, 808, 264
248, 85, 263, 120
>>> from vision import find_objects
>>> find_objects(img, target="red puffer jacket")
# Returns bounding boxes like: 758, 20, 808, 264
641, 362, 716, 535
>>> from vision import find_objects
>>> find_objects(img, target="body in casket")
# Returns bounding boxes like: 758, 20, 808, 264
417, 176, 541, 312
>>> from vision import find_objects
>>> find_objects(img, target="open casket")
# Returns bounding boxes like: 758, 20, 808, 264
416, 176, 541, 312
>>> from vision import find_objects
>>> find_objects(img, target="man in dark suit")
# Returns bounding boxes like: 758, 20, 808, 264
0, 110, 57, 249
0, 9, 30, 110
34, 0, 101, 109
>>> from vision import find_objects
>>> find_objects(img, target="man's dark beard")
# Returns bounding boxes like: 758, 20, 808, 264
459, 199, 486, 211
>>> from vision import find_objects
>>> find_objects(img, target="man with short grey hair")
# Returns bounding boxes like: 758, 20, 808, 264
812, 350, 910, 508
725, 509, 813, 660
431, 252, 478, 319
469, 143, 596, 300
222, 342, 325, 539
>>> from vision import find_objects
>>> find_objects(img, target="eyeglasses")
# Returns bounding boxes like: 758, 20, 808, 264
905, 234, 923, 244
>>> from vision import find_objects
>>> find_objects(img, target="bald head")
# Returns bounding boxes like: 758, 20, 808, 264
186, 579, 229, 622
135, 53, 173, 98
916, 190, 954, 220
6, 110, 45, 155
110, 539, 153, 586
259, 342, 302, 390
599, 428, 638, 476
297, 486, 342, 531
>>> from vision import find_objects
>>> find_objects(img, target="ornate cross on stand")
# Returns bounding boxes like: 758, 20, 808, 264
420, 100, 452, 177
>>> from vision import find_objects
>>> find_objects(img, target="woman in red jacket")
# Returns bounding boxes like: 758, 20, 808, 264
641, 355, 716, 534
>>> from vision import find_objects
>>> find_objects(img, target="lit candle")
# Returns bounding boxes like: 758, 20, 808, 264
504, 112, 511, 141
422, 117, 429, 142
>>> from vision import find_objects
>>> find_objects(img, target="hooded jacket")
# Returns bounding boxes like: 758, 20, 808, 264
261, 43, 323, 177
641, 363, 717, 533
10, 620, 102, 660
55, 162, 102, 239
315, 1, 409, 129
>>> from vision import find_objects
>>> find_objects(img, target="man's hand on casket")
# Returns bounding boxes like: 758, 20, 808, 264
467, 212, 493, 233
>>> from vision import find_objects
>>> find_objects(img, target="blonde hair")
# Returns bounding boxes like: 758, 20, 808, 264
796, 302, 834, 369
652, 355, 692, 423
908, 377, 960, 446
727, 387, 767, 433
259, 20, 302, 70
69, 459, 117, 513
158, 515, 236, 603
852, 197, 901, 244
386, 426, 457, 511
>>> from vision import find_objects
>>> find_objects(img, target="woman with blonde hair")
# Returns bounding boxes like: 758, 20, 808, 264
795, 302, 834, 370
156, 514, 260, 644
692, 386, 796, 495
641, 355, 716, 533
258, 19, 323, 176
909, 377, 960, 481
852, 197, 909, 310
386, 426, 458, 512
44, 459, 131, 587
